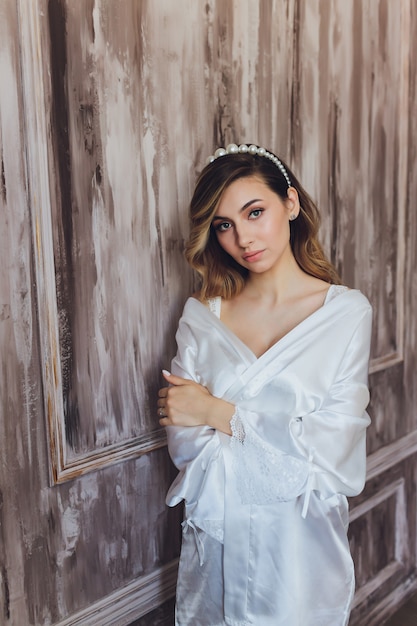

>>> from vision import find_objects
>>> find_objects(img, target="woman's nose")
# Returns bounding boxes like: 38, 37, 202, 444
235, 224, 254, 248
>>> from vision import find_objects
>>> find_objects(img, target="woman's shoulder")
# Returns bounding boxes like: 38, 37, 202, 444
180, 291, 221, 319
191, 291, 222, 318
190, 290, 215, 305
325, 283, 349, 303
326, 284, 372, 319
190, 290, 219, 305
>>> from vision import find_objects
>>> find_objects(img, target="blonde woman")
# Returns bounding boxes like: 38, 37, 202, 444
158, 144, 372, 626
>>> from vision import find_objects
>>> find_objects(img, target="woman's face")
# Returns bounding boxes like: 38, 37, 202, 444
212, 176, 298, 275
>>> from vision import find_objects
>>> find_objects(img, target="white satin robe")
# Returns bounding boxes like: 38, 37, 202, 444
165, 285, 372, 626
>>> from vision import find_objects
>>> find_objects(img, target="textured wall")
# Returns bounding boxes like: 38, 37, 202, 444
43, 0, 405, 466
0, 0, 416, 624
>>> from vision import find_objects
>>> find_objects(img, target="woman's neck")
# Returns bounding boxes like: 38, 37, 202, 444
244, 255, 307, 304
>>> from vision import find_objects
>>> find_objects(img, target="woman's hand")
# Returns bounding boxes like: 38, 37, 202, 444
157, 370, 234, 434
157, 371, 212, 427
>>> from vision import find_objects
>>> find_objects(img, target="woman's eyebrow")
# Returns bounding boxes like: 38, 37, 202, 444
212, 198, 263, 221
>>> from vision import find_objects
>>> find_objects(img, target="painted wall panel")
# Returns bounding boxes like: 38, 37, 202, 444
41, 0, 408, 476
0, 0, 416, 624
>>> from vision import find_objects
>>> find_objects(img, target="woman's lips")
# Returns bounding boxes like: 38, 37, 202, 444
242, 250, 264, 262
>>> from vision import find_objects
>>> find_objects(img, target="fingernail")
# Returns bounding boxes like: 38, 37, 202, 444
162, 369, 171, 376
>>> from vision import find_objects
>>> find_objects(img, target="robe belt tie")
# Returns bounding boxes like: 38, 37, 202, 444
182, 519, 205, 566
301, 447, 316, 519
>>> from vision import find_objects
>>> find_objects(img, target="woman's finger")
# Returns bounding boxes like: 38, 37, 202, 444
162, 370, 193, 386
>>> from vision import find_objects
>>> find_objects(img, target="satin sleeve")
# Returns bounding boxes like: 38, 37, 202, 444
165, 317, 211, 471
230, 305, 372, 508
289, 305, 372, 499
165, 316, 223, 518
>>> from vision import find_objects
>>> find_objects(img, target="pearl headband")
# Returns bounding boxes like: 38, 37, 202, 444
206, 143, 291, 188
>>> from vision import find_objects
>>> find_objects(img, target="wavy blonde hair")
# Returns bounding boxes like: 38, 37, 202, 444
185, 150, 341, 301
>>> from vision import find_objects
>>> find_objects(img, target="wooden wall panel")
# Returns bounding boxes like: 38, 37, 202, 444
1, 2, 182, 623
35, 0, 300, 481
293, 0, 407, 370
404, 0, 417, 435
37, 0, 410, 478
0, 0, 416, 624
0, 1, 45, 623
349, 460, 417, 624
44, 0, 203, 474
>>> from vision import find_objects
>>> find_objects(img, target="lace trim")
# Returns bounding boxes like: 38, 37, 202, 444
230, 411, 245, 443
230, 407, 309, 506
326, 284, 349, 303
197, 519, 224, 543
207, 296, 221, 318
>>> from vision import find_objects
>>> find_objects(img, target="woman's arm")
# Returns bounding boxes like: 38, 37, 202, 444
160, 316, 232, 512
160, 315, 232, 478
288, 306, 372, 498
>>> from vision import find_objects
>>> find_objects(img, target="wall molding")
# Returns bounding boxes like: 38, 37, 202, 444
365, 429, 417, 482
53, 560, 178, 626
18, 0, 411, 483
17, 0, 63, 485
368, 0, 409, 377
360, 575, 417, 626
17, 1, 167, 485
351, 477, 409, 621
369, 352, 403, 375
350, 477, 406, 523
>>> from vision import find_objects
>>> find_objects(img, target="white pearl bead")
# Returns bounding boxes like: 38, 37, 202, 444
206, 144, 291, 187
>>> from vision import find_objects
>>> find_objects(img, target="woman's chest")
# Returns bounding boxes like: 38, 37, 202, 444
220, 295, 327, 359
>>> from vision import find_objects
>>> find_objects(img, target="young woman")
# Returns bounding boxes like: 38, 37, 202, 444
157, 143, 372, 626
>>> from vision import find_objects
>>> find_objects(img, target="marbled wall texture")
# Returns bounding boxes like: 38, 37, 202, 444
0, 0, 415, 624
46, 0, 403, 461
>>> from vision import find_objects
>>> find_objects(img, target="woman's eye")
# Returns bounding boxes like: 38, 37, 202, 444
216, 222, 232, 232
249, 208, 263, 219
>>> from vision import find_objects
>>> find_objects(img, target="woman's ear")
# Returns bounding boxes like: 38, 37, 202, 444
286, 187, 300, 221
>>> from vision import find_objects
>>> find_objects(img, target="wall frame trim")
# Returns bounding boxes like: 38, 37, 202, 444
368, 0, 409, 376
364, 429, 417, 482
19, 0, 411, 479
53, 560, 178, 626
350, 477, 410, 618
17, 0, 167, 484
360, 576, 417, 626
